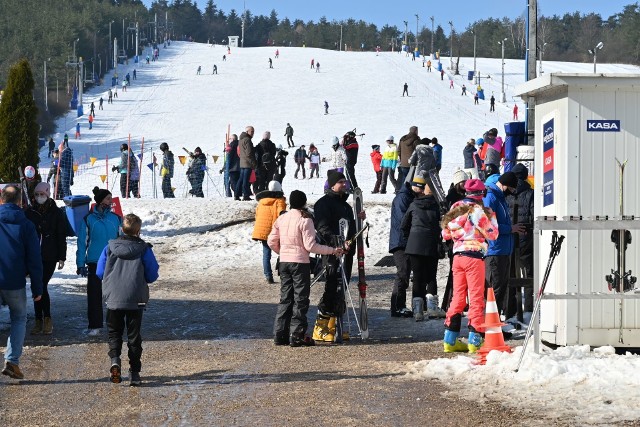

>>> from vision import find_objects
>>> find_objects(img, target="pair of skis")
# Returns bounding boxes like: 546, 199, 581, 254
333, 187, 369, 341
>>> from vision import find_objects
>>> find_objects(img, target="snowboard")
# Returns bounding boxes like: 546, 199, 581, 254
352, 188, 369, 339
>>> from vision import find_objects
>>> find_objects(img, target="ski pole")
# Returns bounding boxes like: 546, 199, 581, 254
515, 232, 564, 372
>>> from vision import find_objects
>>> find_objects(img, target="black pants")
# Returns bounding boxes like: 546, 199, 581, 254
34, 260, 57, 319
120, 174, 139, 198
162, 175, 174, 198
287, 136, 294, 147
345, 163, 358, 189
274, 262, 311, 339
318, 255, 353, 315
485, 255, 515, 318
410, 255, 439, 300
107, 308, 143, 373
391, 250, 411, 312
294, 162, 306, 178
372, 170, 382, 193
87, 263, 104, 329
189, 176, 204, 197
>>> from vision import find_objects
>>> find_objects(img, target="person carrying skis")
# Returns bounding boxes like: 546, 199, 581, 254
186, 147, 207, 197
441, 179, 498, 353
253, 180, 287, 284
370, 144, 382, 193
294, 145, 307, 179
284, 123, 294, 147
269, 190, 344, 347
407, 138, 436, 183
401, 176, 444, 321
311, 170, 362, 342
159, 142, 175, 198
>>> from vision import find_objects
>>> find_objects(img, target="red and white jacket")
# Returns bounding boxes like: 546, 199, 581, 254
441, 200, 499, 256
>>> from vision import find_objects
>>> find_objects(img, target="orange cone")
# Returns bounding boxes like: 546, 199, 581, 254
476, 287, 512, 365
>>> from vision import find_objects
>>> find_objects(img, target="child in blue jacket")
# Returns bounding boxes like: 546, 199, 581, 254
97, 213, 159, 386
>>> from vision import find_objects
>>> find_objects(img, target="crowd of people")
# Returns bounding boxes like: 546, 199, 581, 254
2, 115, 534, 385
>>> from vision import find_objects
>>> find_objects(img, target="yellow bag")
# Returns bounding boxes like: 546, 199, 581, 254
161, 166, 168, 177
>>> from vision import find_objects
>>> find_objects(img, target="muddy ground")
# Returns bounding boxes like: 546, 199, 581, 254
1, 237, 580, 427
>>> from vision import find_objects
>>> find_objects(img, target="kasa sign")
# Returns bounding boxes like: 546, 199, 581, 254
586, 120, 621, 132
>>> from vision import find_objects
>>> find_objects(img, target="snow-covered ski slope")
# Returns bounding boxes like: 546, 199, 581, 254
51, 42, 640, 201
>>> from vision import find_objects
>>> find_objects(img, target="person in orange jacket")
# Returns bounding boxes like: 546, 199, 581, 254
88, 113, 94, 130
370, 144, 382, 193
252, 181, 287, 284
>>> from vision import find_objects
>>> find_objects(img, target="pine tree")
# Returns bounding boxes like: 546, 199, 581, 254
0, 58, 40, 182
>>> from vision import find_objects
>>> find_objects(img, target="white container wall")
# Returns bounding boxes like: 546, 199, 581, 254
517, 74, 640, 347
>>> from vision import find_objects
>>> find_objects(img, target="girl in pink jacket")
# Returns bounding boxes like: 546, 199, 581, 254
268, 190, 343, 347
440, 179, 499, 354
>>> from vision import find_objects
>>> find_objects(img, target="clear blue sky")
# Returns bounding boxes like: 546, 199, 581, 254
141, 0, 631, 31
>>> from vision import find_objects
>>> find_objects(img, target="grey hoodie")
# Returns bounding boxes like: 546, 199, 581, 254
102, 236, 151, 310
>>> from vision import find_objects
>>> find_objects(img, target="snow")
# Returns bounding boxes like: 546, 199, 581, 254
38, 42, 640, 424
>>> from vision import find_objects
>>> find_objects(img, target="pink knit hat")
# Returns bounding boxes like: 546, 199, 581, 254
464, 179, 486, 200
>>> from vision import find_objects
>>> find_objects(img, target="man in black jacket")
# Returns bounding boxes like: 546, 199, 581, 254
256, 131, 277, 191
274, 145, 288, 184
311, 170, 364, 342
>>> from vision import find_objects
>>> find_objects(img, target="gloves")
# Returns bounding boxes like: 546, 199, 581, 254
76, 266, 88, 277
112, 165, 119, 172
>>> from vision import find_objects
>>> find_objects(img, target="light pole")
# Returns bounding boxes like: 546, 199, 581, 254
403, 21, 408, 48
499, 37, 507, 102
538, 42, 547, 76
471, 29, 477, 78
415, 14, 419, 53
430, 16, 434, 55
339, 24, 343, 52
588, 42, 604, 73
73, 38, 80, 89
44, 58, 50, 111
108, 21, 114, 69
448, 21, 454, 70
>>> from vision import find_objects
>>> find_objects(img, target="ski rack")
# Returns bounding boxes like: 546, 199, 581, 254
533, 215, 640, 352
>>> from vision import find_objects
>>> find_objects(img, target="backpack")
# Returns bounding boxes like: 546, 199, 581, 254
261, 152, 274, 169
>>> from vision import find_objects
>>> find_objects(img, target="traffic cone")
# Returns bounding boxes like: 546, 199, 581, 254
476, 287, 512, 365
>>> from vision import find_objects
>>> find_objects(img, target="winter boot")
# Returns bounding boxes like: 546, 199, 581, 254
391, 307, 413, 318
30, 319, 43, 335
290, 334, 316, 347
42, 317, 53, 335
412, 297, 425, 322
443, 330, 469, 353
468, 331, 484, 354
327, 316, 349, 341
426, 294, 446, 318
312, 313, 334, 342
129, 370, 141, 387
110, 358, 122, 383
